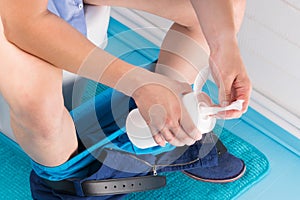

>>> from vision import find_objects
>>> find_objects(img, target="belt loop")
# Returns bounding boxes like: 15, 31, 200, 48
73, 180, 86, 196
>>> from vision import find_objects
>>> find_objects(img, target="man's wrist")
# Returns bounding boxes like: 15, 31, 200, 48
208, 32, 238, 54
115, 67, 167, 97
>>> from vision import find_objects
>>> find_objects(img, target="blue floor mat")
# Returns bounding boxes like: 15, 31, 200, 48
0, 124, 269, 200
0, 133, 32, 199
0, 17, 269, 199
126, 125, 270, 200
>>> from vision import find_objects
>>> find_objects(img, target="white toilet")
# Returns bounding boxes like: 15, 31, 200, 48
0, 5, 111, 142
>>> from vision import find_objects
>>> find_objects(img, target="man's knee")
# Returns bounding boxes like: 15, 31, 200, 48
182, 0, 246, 33
11, 87, 65, 139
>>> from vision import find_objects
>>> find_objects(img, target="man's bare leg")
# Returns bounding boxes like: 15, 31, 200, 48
0, 18, 77, 167
86, 0, 246, 83
0, 0, 246, 167
156, 0, 246, 84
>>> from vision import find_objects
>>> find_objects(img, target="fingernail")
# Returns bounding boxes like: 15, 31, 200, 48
156, 136, 162, 143
156, 136, 166, 147
160, 142, 166, 147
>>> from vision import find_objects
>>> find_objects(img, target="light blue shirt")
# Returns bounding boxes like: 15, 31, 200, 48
48, 0, 87, 35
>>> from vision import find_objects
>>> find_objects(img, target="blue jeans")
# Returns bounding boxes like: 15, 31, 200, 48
30, 88, 219, 199
30, 133, 218, 200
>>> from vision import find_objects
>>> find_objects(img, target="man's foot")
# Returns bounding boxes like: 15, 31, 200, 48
182, 135, 246, 183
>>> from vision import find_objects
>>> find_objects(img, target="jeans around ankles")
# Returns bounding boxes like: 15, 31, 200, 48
30, 132, 218, 200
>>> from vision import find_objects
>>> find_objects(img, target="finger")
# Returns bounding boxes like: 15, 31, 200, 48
160, 127, 185, 147
215, 87, 251, 119
170, 122, 196, 146
241, 96, 250, 114
241, 84, 252, 113
148, 124, 166, 147
179, 107, 202, 141
146, 103, 168, 146
152, 133, 166, 147
219, 77, 234, 107
232, 75, 252, 113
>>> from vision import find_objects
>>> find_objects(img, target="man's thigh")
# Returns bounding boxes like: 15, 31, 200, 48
86, 0, 199, 27
0, 17, 63, 108
87, 0, 245, 29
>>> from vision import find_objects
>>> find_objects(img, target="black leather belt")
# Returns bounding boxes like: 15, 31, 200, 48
43, 175, 166, 196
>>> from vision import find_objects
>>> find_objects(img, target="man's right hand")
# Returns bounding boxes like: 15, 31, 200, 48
131, 74, 202, 147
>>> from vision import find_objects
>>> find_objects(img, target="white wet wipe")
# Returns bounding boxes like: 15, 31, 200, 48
198, 99, 244, 116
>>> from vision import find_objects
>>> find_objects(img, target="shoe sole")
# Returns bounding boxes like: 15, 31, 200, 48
181, 161, 246, 183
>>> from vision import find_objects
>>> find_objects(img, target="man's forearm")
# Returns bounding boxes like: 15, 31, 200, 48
4, 11, 95, 71
1, 3, 140, 90
190, 0, 237, 50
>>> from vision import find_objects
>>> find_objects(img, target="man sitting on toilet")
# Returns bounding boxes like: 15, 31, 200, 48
0, 0, 251, 199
